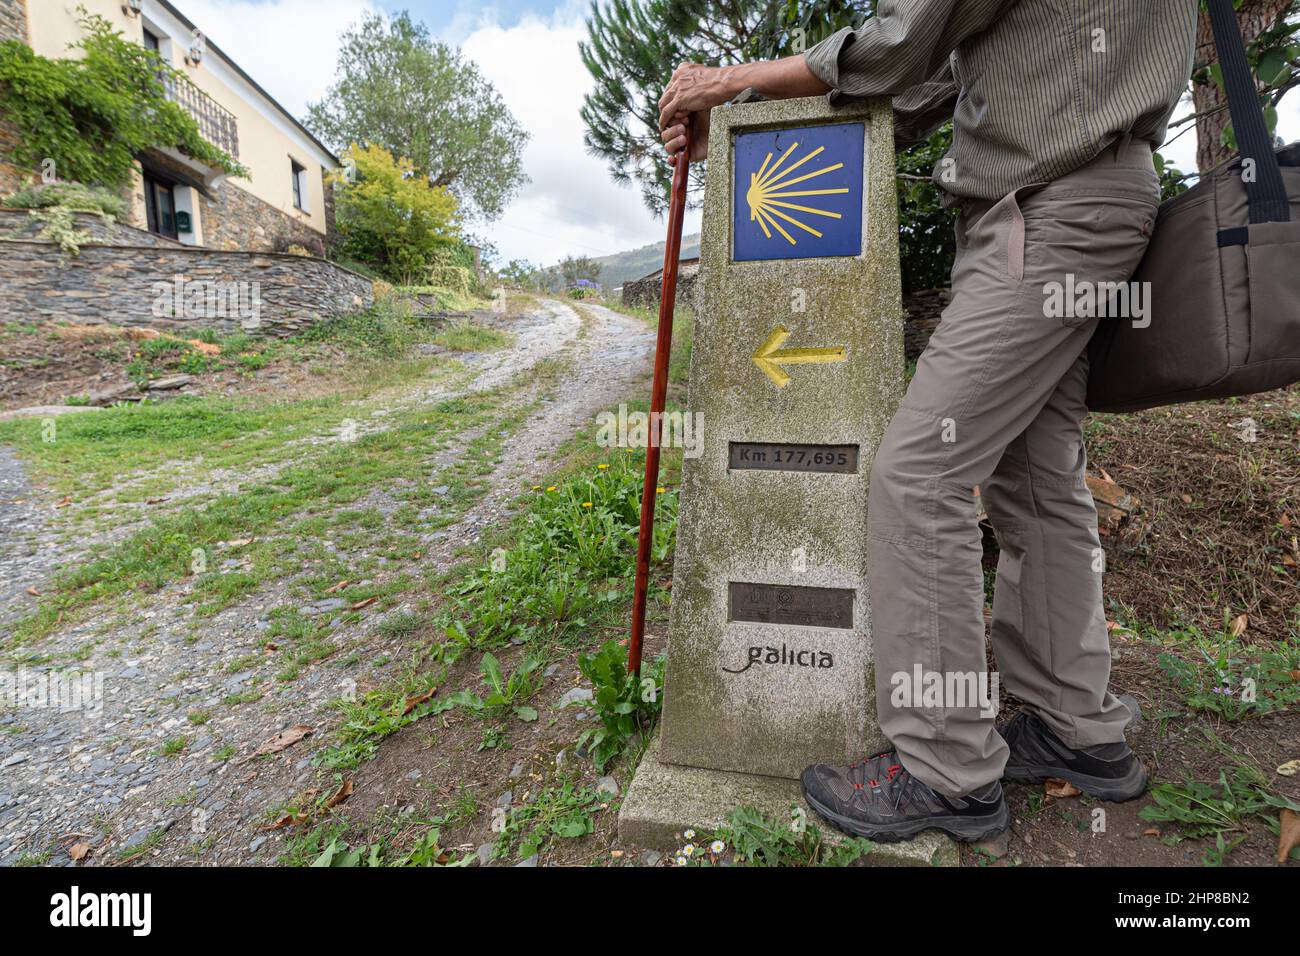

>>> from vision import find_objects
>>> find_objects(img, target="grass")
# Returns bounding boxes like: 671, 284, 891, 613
4, 390, 515, 647
492, 777, 604, 863
666, 805, 875, 867
430, 321, 512, 352
310, 441, 681, 774
1142, 762, 1300, 866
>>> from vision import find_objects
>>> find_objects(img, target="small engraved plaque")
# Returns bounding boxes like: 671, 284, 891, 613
728, 582, 854, 629
728, 442, 858, 474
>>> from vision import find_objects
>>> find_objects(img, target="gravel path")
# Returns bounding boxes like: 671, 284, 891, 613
0, 299, 653, 866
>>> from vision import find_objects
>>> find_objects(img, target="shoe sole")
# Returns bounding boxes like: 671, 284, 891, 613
801, 788, 1010, 844
1002, 758, 1148, 802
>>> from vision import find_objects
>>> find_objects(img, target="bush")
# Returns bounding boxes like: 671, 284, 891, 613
295, 297, 422, 356
0, 13, 247, 188
329, 143, 458, 283
4, 181, 126, 219
3, 181, 127, 255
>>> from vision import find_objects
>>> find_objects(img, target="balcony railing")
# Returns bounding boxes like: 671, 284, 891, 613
164, 76, 240, 161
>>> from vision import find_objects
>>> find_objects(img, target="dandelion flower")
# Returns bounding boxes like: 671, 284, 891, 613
582, 502, 593, 508
531, 485, 541, 490
546, 486, 557, 492
656, 487, 666, 494
597, 464, 609, 470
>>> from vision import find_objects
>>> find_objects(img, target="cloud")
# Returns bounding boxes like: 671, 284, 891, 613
457, 7, 699, 265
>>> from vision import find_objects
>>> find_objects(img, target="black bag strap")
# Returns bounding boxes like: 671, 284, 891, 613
1207, 0, 1291, 223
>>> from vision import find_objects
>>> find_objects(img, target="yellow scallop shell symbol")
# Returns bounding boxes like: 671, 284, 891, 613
744, 142, 850, 246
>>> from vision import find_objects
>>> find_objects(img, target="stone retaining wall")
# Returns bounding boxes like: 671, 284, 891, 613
902, 287, 951, 363
621, 259, 700, 313
0, 215, 374, 336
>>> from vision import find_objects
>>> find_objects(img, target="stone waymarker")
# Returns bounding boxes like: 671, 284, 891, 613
619, 94, 955, 865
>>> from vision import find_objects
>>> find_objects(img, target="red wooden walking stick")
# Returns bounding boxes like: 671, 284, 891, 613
628, 123, 691, 677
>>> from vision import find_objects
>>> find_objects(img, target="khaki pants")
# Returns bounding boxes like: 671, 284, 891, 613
869, 140, 1160, 796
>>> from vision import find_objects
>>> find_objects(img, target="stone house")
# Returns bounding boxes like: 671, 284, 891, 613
1, 0, 339, 253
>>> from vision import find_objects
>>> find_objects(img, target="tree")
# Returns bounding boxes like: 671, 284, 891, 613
559, 254, 602, 287
581, 0, 864, 217
500, 258, 544, 289
307, 11, 529, 222
329, 143, 459, 283
0, 13, 246, 188
1190, 0, 1299, 172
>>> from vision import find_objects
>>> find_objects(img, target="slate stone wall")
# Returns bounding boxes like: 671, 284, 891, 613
0, 213, 373, 336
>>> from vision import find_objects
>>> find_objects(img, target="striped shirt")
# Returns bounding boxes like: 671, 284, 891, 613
804, 0, 1198, 203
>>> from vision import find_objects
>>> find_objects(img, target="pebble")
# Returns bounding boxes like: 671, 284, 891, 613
557, 687, 593, 708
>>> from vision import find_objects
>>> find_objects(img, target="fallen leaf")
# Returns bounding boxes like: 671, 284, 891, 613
1283, 554, 1297, 568
25, 586, 40, 596
1143, 827, 1160, 837
145, 497, 167, 505
323, 780, 354, 810
1045, 778, 1082, 798
69, 843, 90, 861
54, 496, 72, 508
1277, 759, 1300, 777
1180, 494, 1192, 504
265, 811, 307, 830
1277, 809, 1300, 864
249, 724, 313, 758
403, 688, 437, 715
350, 596, 378, 611
1281, 512, 1293, 529
1229, 613, 1248, 638
324, 579, 350, 594
223, 537, 256, 548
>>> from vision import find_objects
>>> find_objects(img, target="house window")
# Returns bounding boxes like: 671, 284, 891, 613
143, 171, 178, 240
291, 159, 308, 212
142, 28, 161, 52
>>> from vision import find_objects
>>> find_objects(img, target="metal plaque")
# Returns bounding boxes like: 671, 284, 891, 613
728, 441, 858, 474
728, 582, 854, 629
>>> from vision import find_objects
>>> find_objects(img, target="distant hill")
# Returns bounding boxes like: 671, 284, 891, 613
589, 233, 701, 289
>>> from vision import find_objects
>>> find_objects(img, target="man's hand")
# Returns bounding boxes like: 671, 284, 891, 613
658, 63, 734, 163
657, 57, 832, 164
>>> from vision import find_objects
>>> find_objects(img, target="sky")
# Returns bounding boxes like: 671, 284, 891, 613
175, 0, 1299, 268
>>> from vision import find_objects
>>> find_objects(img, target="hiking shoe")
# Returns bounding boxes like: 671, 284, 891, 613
1000, 709, 1148, 801
801, 750, 1009, 843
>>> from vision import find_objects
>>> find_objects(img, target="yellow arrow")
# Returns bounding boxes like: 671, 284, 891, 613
751, 325, 847, 388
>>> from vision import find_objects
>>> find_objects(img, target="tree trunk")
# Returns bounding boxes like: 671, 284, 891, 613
1192, 0, 1291, 173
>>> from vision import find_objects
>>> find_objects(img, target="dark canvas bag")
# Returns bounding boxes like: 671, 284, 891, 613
1086, 0, 1300, 413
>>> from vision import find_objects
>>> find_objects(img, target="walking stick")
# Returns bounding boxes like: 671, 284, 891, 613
628, 123, 692, 678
